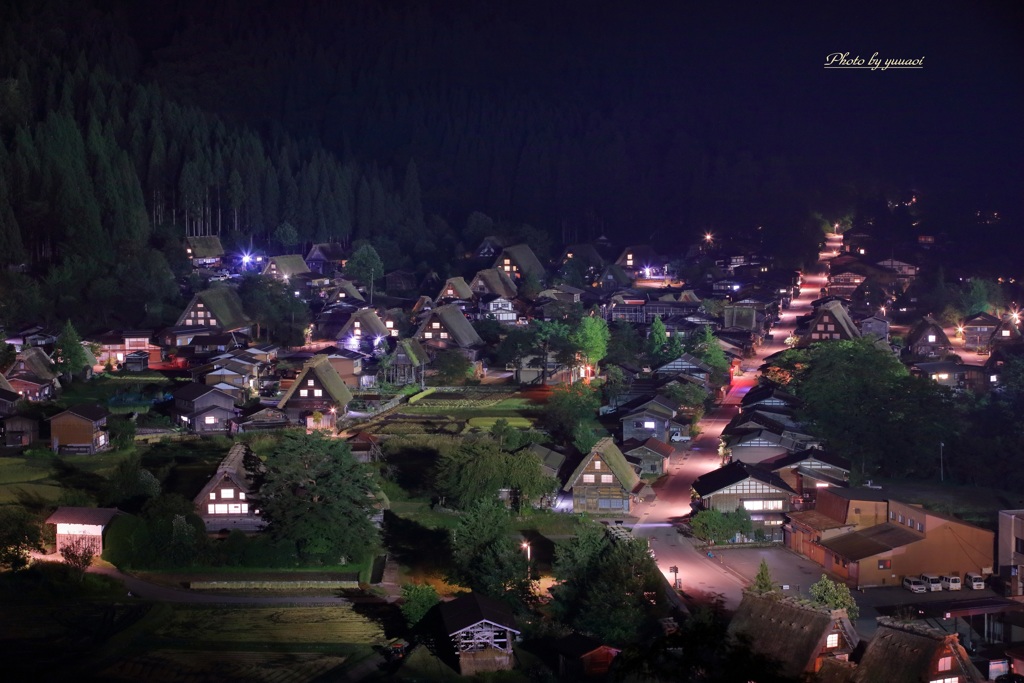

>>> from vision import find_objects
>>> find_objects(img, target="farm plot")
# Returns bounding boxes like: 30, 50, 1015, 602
97, 649, 350, 683
154, 605, 386, 645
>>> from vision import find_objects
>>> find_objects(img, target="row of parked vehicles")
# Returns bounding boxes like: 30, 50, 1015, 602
903, 572, 986, 593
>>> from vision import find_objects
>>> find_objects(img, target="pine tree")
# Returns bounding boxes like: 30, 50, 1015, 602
53, 319, 88, 380
751, 559, 775, 595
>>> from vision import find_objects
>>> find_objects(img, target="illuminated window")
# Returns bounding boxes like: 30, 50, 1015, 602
583, 474, 595, 483
214, 504, 228, 514
221, 489, 234, 499
937, 656, 951, 672
826, 633, 839, 648
313, 389, 322, 397
424, 332, 433, 339
432, 322, 441, 329
204, 416, 216, 425
300, 389, 308, 397
504, 258, 510, 265
239, 492, 246, 500
930, 678, 958, 683
743, 500, 783, 511
209, 492, 216, 500
209, 318, 217, 325
307, 379, 315, 386
386, 321, 393, 328
1003, 329, 1011, 337
594, 460, 602, 470
440, 332, 448, 339
878, 559, 891, 569
898, 514, 905, 524
601, 474, 614, 484
643, 420, 656, 429
927, 334, 936, 343
207, 504, 215, 514
241, 503, 249, 513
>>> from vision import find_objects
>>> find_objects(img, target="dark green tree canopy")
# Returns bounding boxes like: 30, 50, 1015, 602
248, 431, 380, 565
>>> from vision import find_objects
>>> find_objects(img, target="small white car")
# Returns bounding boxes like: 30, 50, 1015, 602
903, 577, 926, 593
940, 575, 961, 591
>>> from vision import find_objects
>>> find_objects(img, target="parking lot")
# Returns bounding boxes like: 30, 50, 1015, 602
708, 545, 1000, 638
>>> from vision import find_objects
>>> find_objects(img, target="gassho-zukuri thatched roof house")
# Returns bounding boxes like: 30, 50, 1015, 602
727, 592, 858, 680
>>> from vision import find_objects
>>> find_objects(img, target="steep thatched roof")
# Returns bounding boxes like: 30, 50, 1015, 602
193, 288, 252, 331
416, 304, 483, 348
263, 254, 312, 279
185, 236, 224, 259
563, 438, 640, 494
853, 618, 984, 683
470, 268, 518, 299
437, 277, 473, 300
495, 244, 546, 280
277, 355, 353, 409
728, 593, 857, 680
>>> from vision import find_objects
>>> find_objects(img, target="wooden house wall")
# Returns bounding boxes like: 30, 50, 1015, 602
51, 414, 104, 452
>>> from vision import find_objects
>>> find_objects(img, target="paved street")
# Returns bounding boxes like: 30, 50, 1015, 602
631, 235, 837, 611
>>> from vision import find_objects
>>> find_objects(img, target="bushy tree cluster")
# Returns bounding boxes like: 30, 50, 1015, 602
550, 521, 664, 646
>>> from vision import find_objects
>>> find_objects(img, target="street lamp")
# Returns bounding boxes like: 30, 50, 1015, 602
521, 541, 531, 578
670, 565, 680, 590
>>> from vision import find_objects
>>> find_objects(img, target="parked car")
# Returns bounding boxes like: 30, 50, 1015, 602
920, 574, 942, 592
903, 577, 926, 593
940, 575, 961, 591
965, 572, 985, 590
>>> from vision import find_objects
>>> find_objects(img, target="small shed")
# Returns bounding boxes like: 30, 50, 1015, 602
551, 633, 621, 678
439, 593, 520, 675
124, 350, 150, 372
46, 506, 120, 555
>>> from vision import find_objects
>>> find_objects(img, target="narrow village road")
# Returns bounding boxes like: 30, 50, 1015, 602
631, 236, 838, 610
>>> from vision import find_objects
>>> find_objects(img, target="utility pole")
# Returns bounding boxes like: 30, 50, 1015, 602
940, 441, 944, 482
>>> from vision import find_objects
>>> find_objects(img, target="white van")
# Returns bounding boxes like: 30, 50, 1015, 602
940, 575, 961, 591
920, 574, 942, 592
965, 573, 985, 590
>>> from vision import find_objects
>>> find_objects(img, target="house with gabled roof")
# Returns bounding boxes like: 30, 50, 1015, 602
439, 593, 520, 675
614, 245, 662, 276
910, 360, 988, 393
474, 235, 510, 260
0, 386, 19, 417
469, 268, 518, 300
904, 315, 952, 358
176, 287, 252, 334
597, 263, 631, 289
261, 254, 312, 281
228, 406, 291, 435
194, 442, 262, 532
47, 404, 110, 454
740, 382, 800, 413
653, 353, 714, 381
992, 313, 1023, 348
414, 304, 484, 353
563, 438, 643, 514
760, 447, 850, 508
727, 593, 858, 680
962, 311, 1000, 351
384, 269, 417, 294
173, 383, 237, 433
493, 244, 545, 282
46, 507, 120, 556
277, 355, 353, 427
336, 308, 390, 347
437, 276, 474, 303
798, 300, 860, 346
5, 347, 60, 401
692, 460, 795, 540
304, 242, 347, 274
620, 406, 686, 445
836, 618, 985, 683
378, 337, 430, 386
622, 437, 674, 476
184, 236, 225, 268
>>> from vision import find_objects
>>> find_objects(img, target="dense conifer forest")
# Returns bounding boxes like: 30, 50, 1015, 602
0, 0, 1016, 332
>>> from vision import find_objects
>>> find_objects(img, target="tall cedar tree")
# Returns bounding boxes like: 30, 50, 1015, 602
248, 431, 380, 565
53, 319, 88, 379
